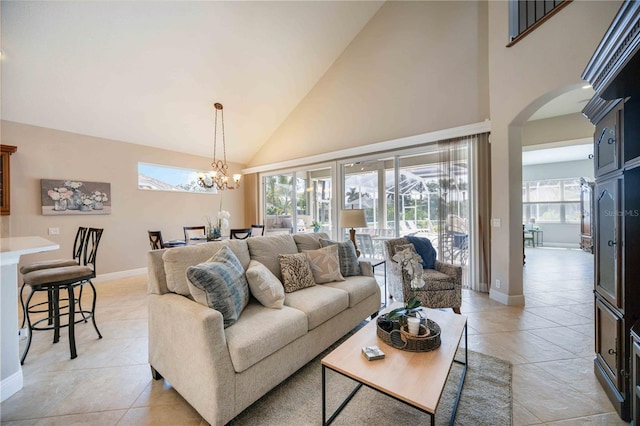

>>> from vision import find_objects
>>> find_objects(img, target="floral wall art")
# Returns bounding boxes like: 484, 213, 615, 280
41, 179, 111, 215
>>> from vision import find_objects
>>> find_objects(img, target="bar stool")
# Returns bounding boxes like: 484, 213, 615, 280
21, 228, 103, 364
19, 227, 88, 329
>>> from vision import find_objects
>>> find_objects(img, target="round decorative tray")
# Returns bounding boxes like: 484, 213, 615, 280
376, 315, 441, 352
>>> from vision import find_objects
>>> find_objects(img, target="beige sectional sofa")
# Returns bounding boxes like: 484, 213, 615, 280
147, 233, 380, 425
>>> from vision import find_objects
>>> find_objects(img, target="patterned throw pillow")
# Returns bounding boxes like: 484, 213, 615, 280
319, 239, 361, 277
186, 245, 250, 328
245, 260, 285, 309
303, 244, 345, 284
278, 253, 316, 293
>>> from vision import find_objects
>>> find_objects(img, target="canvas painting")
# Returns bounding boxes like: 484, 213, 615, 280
41, 179, 111, 215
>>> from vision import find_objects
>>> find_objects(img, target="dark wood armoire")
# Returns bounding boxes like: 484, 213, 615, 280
581, 1, 640, 422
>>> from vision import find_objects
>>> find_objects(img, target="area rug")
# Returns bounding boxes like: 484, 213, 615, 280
231, 337, 512, 425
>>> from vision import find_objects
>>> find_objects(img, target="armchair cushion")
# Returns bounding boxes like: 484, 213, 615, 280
420, 269, 456, 291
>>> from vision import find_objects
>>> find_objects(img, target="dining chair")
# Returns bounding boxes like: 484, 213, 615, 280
183, 226, 206, 242
19, 226, 88, 329
148, 230, 186, 249
230, 228, 252, 240
250, 224, 265, 237
148, 230, 164, 250
20, 228, 104, 364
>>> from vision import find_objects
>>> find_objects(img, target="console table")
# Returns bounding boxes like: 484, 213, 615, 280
0, 236, 59, 402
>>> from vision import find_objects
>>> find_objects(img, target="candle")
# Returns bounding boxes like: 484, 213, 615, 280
407, 317, 420, 335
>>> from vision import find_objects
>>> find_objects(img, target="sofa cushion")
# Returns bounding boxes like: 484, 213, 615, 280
225, 302, 307, 373
186, 246, 250, 328
324, 275, 379, 307
245, 260, 285, 309
247, 234, 298, 281
163, 240, 251, 296
284, 285, 349, 330
279, 253, 316, 293
303, 244, 344, 284
293, 232, 328, 252
420, 269, 456, 291
319, 239, 361, 277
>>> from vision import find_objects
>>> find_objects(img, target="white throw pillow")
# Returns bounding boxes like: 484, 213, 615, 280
303, 244, 345, 284
245, 260, 285, 309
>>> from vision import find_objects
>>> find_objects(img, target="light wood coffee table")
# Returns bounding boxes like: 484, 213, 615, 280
321, 304, 468, 425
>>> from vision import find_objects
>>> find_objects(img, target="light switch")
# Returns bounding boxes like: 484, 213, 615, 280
491, 218, 501, 228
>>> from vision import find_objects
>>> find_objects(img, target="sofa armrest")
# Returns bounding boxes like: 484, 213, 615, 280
148, 293, 236, 425
359, 260, 374, 277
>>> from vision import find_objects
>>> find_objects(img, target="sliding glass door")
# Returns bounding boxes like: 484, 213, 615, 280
262, 166, 333, 236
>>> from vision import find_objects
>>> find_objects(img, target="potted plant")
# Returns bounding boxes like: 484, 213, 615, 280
312, 221, 322, 233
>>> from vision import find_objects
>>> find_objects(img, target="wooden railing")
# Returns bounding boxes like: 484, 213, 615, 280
508, 0, 572, 47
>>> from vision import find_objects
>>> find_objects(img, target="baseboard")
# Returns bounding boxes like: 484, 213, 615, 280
1, 370, 23, 402
94, 267, 147, 283
489, 289, 525, 306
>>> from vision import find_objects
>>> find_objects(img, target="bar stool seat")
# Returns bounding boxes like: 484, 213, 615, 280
23, 265, 93, 286
20, 259, 79, 275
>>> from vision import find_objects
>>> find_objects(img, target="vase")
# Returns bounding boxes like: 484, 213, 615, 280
53, 199, 67, 211
94, 201, 104, 210
68, 190, 82, 210
207, 226, 221, 241
80, 204, 92, 212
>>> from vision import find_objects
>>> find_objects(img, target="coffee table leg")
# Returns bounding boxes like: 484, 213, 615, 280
322, 365, 364, 426
322, 365, 326, 425
450, 322, 468, 426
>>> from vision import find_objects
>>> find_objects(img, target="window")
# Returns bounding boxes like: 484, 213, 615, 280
138, 162, 216, 193
523, 178, 581, 224
262, 166, 333, 235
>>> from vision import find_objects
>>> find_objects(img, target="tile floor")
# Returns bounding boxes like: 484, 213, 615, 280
0, 247, 628, 425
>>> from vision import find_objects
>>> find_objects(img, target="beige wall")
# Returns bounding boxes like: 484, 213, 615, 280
522, 113, 594, 148
487, 0, 621, 304
1, 120, 245, 276
248, 0, 489, 167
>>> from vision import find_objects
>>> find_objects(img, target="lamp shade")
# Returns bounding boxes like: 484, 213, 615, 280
340, 209, 367, 228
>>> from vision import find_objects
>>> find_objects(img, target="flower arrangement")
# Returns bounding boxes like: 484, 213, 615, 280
65, 180, 83, 190
205, 199, 231, 239
91, 191, 108, 203
387, 247, 425, 321
47, 186, 71, 201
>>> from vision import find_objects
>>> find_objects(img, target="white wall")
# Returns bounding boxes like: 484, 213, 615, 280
1, 120, 245, 276
248, 1, 489, 167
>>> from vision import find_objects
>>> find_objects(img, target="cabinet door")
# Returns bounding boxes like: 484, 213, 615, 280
595, 105, 621, 177
596, 297, 624, 390
595, 178, 622, 308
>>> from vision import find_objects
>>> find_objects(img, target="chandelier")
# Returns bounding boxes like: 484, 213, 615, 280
198, 102, 241, 191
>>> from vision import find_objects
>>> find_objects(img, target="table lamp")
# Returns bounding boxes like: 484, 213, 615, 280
340, 208, 367, 257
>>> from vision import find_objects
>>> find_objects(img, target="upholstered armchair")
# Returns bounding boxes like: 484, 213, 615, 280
384, 237, 462, 314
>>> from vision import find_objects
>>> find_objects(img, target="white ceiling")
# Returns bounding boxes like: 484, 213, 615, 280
1, 2, 595, 167
522, 143, 593, 166
525, 86, 595, 164
1, 1, 383, 164
529, 86, 595, 121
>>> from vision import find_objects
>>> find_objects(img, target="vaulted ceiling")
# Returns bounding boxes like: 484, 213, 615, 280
1, 1, 383, 164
